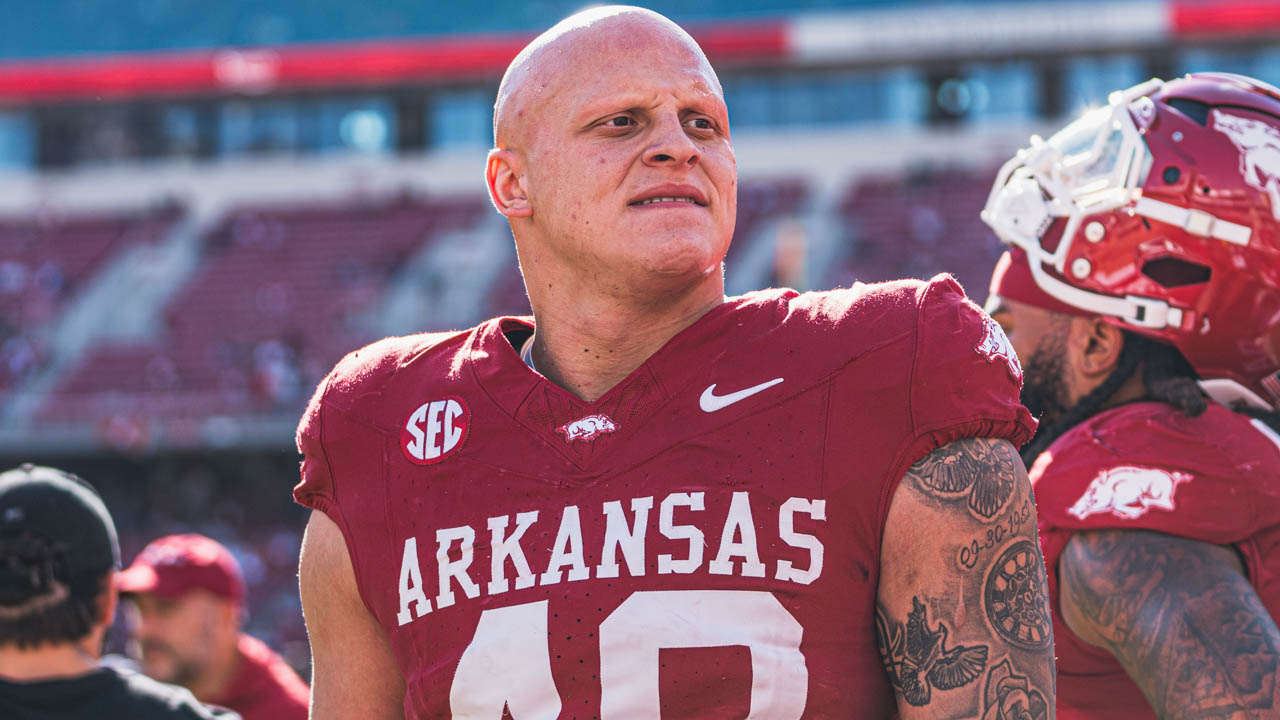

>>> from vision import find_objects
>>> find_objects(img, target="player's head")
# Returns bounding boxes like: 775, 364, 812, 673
0, 464, 120, 652
983, 73, 1280, 456
487, 6, 736, 307
118, 533, 245, 688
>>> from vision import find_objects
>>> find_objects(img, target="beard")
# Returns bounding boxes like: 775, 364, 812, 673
140, 639, 201, 688
1017, 332, 1073, 468
1020, 335, 1070, 424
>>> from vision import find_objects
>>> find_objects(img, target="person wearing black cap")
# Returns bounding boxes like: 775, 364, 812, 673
0, 463, 240, 720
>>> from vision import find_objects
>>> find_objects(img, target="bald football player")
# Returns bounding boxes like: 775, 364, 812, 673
295, 6, 1055, 718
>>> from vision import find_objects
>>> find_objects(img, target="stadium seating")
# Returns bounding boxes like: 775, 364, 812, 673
834, 165, 1005, 297
37, 195, 487, 426
25, 166, 1012, 429
0, 207, 179, 399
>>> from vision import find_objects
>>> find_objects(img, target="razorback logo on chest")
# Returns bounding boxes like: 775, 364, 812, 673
557, 413, 618, 442
393, 491, 827, 626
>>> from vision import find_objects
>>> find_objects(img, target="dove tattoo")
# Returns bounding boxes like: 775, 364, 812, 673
877, 596, 990, 707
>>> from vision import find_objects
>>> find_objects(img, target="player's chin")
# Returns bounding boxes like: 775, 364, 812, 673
632, 234, 724, 278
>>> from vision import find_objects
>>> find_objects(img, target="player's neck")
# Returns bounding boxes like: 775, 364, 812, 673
0, 635, 100, 682
529, 276, 725, 403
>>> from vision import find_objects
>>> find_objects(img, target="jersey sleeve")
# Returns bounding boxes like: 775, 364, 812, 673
294, 370, 337, 516
1031, 405, 1277, 545
293, 334, 415, 522
894, 274, 1037, 479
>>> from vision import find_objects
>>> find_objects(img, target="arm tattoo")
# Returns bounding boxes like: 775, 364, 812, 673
1061, 530, 1280, 718
903, 437, 1019, 521
985, 540, 1052, 650
880, 438, 1055, 716
877, 596, 989, 707
981, 657, 1051, 720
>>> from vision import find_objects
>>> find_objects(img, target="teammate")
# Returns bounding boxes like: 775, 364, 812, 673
118, 533, 310, 720
982, 72, 1280, 718
0, 464, 238, 719
295, 6, 1055, 718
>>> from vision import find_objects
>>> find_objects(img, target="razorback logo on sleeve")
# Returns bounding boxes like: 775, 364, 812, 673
402, 397, 469, 464
975, 314, 1022, 382
1066, 465, 1192, 520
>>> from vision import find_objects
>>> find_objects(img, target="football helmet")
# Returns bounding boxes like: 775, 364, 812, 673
983, 73, 1280, 410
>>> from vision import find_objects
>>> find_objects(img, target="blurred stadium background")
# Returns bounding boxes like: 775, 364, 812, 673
2, 0, 1277, 675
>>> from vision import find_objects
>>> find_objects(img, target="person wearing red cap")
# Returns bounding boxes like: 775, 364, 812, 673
983, 73, 1280, 718
119, 534, 309, 720
0, 466, 238, 720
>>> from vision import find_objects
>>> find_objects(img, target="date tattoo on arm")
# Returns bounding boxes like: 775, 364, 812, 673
1060, 529, 1280, 719
878, 437, 1055, 718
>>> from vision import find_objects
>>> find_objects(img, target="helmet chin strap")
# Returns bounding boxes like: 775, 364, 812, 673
1025, 258, 1184, 330
1133, 196, 1252, 246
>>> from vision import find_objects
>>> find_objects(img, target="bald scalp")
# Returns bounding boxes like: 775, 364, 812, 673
492, 5, 719, 149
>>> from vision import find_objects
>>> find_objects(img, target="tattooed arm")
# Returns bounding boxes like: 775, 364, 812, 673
1059, 529, 1280, 719
878, 437, 1056, 719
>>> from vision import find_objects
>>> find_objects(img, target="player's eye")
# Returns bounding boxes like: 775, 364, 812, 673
684, 116, 717, 133
605, 115, 636, 128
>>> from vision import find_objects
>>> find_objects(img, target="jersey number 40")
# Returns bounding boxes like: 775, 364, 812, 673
450, 589, 808, 718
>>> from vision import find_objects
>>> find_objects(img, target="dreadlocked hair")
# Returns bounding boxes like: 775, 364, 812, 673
1020, 330, 1207, 467
0, 531, 104, 649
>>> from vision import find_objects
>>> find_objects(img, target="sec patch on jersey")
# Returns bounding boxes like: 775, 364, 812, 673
401, 397, 469, 465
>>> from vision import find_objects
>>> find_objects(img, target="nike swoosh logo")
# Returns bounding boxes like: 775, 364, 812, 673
699, 378, 785, 412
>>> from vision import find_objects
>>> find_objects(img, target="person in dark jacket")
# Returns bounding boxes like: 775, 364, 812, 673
0, 464, 239, 720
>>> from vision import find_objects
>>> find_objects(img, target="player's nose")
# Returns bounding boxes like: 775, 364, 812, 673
642, 112, 699, 170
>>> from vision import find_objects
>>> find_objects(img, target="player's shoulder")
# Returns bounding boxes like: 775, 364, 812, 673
736, 274, 990, 358
1033, 402, 1280, 538
783, 274, 1021, 391
777, 274, 958, 325
1041, 401, 1271, 470
328, 328, 472, 399
305, 325, 478, 421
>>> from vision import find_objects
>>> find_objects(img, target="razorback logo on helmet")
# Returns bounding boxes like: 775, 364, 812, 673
1066, 465, 1192, 520
557, 413, 618, 443
1213, 109, 1280, 221
402, 397, 469, 465
974, 314, 1022, 382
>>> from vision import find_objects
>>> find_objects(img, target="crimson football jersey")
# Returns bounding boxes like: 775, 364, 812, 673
294, 276, 1034, 719
1032, 402, 1280, 720
206, 635, 309, 720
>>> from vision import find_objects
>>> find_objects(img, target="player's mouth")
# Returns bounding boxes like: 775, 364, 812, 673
628, 184, 708, 208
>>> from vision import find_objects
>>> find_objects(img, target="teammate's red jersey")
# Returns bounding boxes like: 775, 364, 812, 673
1032, 402, 1280, 720
206, 634, 309, 720
294, 277, 1034, 718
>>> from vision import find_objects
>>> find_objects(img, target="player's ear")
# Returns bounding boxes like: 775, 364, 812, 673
486, 149, 532, 219
1075, 316, 1125, 378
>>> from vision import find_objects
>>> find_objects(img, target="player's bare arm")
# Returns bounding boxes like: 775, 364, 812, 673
1059, 529, 1280, 720
878, 437, 1055, 719
299, 510, 406, 720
